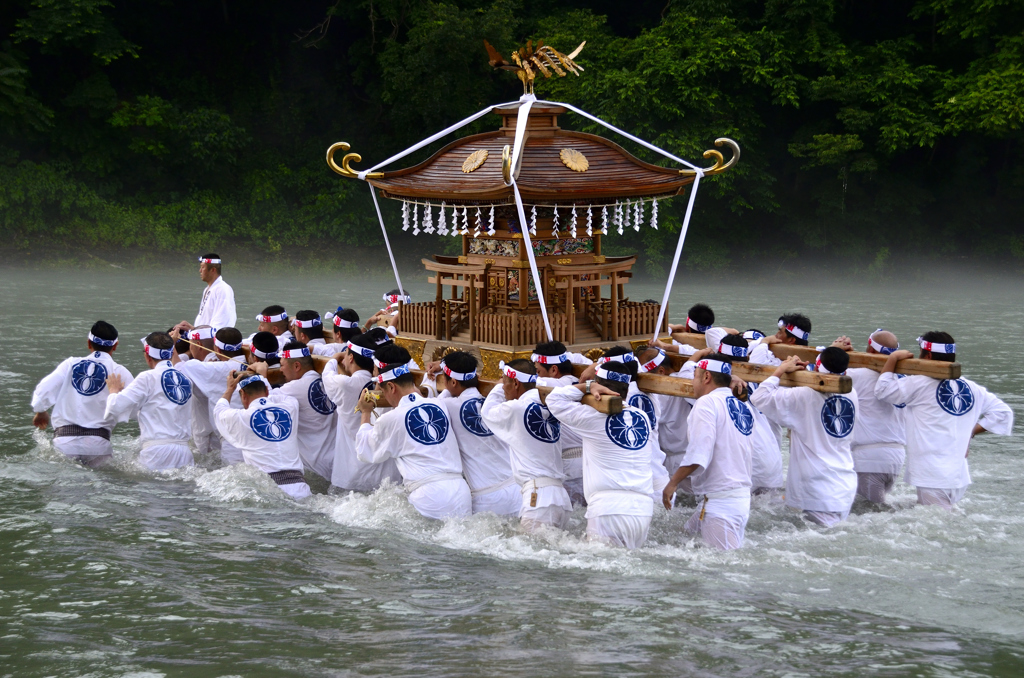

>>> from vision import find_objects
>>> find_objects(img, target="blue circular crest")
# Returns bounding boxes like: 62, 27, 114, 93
459, 397, 493, 437
307, 378, 336, 415
523, 402, 560, 443
629, 393, 658, 428
250, 406, 293, 442
820, 395, 856, 438
71, 360, 108, 396
405, 403, 449, 446
605, 410, 650, 450
936, 379, 974, 416
727, 396, 754, 436
160, 369, 192, 405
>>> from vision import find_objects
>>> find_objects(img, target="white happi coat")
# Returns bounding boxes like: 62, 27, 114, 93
653, 365, 693, 472
320, 360, 402, 490
750, 376, 859, 513
626, 381, 670, 497
307, 338, 347, 357
748, 339, 782, 367
742, 382, 785, 490
545, 385, 654, 519
103, 361, 194, 470
875, 374, 1013, 489
355, 392, 471, 519
244, 330, 295, 351
480, 386, 571, 515
437, 387, 519, 515
849, 368, 907, 476
537, 374, 583, 482
175, 356, 248, 464
194, 275, 236, 329
682, 387, 753, 498
277, 369, 338, 480
31, 350, 135, 457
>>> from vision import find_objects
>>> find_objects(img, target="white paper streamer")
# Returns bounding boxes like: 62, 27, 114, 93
488, 205, 495, 236
438, 201, 448, 236
552, 207, 560, 239
412, 202, 419, 235
586, 206, 593, 237
570, 204, 577, 239
602, 205, 609, 234
651, 198, 658, 230
401, 201, 410, 231
530, 205, 537, 236
451, 204, 459, 237
473, 206, 482, 238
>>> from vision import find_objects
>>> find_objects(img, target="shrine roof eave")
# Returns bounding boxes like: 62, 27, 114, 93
365, 130, 702, 205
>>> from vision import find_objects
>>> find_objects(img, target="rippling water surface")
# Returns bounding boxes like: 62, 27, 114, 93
2, 266, 1022, 676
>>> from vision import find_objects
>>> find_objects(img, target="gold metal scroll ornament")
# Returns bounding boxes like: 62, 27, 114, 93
326, 142, 383, 180
679, 138, 741, 177
560, 148, 589, 172
462, 149, 488, 173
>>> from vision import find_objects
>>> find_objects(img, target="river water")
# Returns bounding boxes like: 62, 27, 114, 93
2, 266, 1022, 676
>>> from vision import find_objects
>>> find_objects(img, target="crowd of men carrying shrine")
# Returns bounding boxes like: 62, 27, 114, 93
30, 255, 1014, 550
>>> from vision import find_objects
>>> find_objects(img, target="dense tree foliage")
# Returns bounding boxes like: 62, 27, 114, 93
0, 0, 1021, 270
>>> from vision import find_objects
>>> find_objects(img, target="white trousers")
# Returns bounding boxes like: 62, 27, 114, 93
140, 444, 194, 471
472, 483, 521, 516
519, 484, 573, 532
586, 514, 652, 549
684, 495, 750, 550
917, 486, 967, 510
857, 472, 896, 504
409, 478, 473, 520
802, 509, 849, 527
54, 436, 112, 458
220, 441, 245, 466
563, 477, 586, 506
279, 482, 312, 501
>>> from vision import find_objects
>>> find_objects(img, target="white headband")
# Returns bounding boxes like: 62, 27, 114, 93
256, 311, 288, 323
686, 316, 712, 333
696, 358, 732, 375
238, 374, 263, 389
251, 345, 278, 360
347, 342, 377, 358
778, 319, 810, 341
375, 364, 410, 383
598, 353, 636, 365
639, 349, 667, 373
917, 337, 956, 354
189, 327, 217, 342
214, 338, 243, 352
532, 352, 571, 364
140, 338, 172, 361
869, 329, 898, 355
334, 315, 359, 329
499, 360, 537, 383
294, 317, 321, 328
596, 366, 631, 383
441, 360, 477, 381
281, 347, 310, 359
742, 330, 765, 341
716, 342, 748, 358
198, 257, 221, 264
88, 332, 118, 347
809, 354, 845, 375
383, 293, 411, 305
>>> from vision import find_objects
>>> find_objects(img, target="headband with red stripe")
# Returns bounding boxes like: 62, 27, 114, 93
598, 353, 636, 365
917, 337, 956, 354
251, 345, 278, 360
686, 316, 712, 333
198, 257, 221, 264
596, 366, 631, 383
499, 361, 536, 383
256, 311, 288, 323
375, 364, 410, 383
639, 349, 667, 373
140, 337, 172, 361
809, 354, 845, 375
334, 315, 359, 329
189, 327, 217, 342
716, 342, 748, 358
868, 329, 898, 355
696, 358, 732, 375
778, 319, 810, 341
440, 360, 477, 381
532, 352, 571, 364
383, 293, 412, 305
294, 317, 321, 328
281, 347, 310, 359
347, 342, 377, 358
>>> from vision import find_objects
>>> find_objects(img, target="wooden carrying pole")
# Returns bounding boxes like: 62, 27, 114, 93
668, 332, 961, 380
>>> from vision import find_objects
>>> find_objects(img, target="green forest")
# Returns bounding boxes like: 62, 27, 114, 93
0, 0, 1021, 273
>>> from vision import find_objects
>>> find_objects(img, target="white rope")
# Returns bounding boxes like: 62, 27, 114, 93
358, 99, 519, 179
538, 99, 701, 171
368, 184, 406, 297
651, 171, 703, 344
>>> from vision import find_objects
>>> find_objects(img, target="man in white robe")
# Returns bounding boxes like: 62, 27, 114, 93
246, 306, 294, 350
832, 330, 907, 503
104, 333, 194, 470
175, 254, 236, 332
532, 341, 588, 506
662, 356, 754, 550
276, 342, 337, 481
214, 372, 311, 500
31, 321, 135, 466
748, 313, 813, 367
749, 348, 859, 527
321, 328, 402, 492
656, 303, 721, 357
481, 359, 572, 532
428, 351, 519, 516
546, 363, 655, 549
875, 332, 1013, 509
354, 345, 471, 520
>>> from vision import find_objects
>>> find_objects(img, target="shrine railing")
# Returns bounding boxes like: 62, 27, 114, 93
399, 302, 437, 337
476, 311, 568, 346
617, 301, 665, 339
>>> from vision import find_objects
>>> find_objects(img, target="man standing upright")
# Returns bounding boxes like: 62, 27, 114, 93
176, 254, 236, 332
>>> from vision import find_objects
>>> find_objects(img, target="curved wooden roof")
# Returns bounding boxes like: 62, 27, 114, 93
367, 103, 709, 205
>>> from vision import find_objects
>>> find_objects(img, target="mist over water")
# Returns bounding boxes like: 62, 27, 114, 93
2, 266, 1022, 676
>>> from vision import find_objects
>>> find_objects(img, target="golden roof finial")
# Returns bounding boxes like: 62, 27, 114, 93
484, 39, 586, 94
